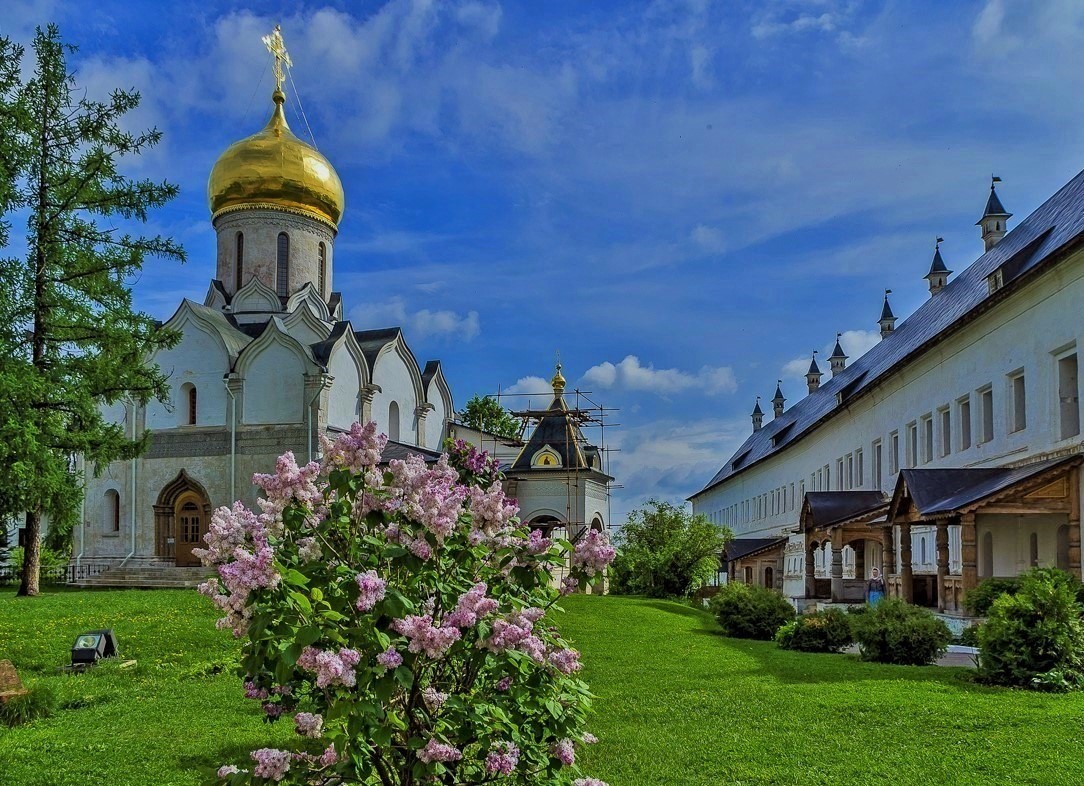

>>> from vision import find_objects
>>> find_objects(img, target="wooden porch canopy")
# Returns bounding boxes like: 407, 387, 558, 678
800, 492, 889, 602
881, 454, 1082, 610
724, 537, 788, 563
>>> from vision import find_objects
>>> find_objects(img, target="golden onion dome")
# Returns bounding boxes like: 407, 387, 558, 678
207, 88, 344, 230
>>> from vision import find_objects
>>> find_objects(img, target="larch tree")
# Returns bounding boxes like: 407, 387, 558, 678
0, 26, 183, 596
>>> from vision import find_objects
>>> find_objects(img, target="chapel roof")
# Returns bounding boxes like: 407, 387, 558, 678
693, 167, 1084, 499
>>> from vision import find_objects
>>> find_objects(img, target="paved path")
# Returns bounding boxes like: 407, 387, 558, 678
843, 644, 978, 668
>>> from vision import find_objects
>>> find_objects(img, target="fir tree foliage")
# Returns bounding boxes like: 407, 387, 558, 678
0, 26, 184, 596
459, 395, 522, 441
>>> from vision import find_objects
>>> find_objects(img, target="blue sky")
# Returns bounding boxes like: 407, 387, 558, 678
5, 0, 1084, 522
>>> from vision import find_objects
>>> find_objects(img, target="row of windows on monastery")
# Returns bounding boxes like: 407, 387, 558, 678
707, 349, 1081, 530
174, 382, 409, 442
233, 231, 328, 299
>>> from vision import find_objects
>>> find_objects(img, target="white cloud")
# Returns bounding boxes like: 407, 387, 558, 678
782, 328, 882, 379
503, 375, 553, 397
782, 355, 814, 380
582, 355, 737, 396
351, 297, 480, 342
690, 223, 726, 253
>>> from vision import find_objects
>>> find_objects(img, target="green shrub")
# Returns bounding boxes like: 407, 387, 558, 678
0, 686, 56, 727
977, 568, 1084, 692
711, 582, 795, 640
775, 608, 853, 653
851, 598, 951, 665
958, 624, 982, 648
963, 577, 1022, 616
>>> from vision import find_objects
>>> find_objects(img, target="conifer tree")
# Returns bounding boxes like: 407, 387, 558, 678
0, 26, 184, 596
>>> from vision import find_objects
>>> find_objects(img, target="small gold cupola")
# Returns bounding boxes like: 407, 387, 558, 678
551, 361, 567, 396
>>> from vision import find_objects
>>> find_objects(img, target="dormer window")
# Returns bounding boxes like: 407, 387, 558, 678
988, 269, 1004, 294
532, 448, 562, 468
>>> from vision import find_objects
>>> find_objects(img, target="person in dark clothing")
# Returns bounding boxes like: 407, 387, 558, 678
866, 567, 886, 605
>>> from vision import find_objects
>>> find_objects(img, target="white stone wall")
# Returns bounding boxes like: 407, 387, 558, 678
215, 209, 334, 298
242, 342, 306, 424
327, 346, 363, 431
371, 349, 419, 445
146, 324, 230, 429
694, 249, 1084, 560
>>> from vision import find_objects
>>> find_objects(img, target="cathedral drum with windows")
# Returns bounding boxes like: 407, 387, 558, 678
76, 47, 453, 579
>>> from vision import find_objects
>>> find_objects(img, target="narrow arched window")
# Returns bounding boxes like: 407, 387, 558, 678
235, 232, 244, 291
318, 242, 327, 298
188, 386, 197, 425
920, 537, 926, 565
276, 232, 290, 298
1029, 532, 1039, 567
388, 401, 400, 442
105, 489, 121, 532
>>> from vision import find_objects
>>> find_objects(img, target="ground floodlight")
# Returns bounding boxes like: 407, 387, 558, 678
71, 629, 118, 667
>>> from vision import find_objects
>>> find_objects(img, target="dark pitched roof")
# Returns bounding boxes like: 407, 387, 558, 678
893, 456, 1080, 518
210, 279, 231, 304
927, 246, 951, 276
724, 537, 787, 562
354, 327, 403, 369
751, 399, 764, 416
978, 185, 1011, 222
510, 391, 589, 471
232, 319, 270, 339
380, 440, 442, 464
327, 292, 342, 316
879, 294, 895, 322
807, 355, 822, 375
421, 360, 441, 391
310, 321, 352, 366
772, 384, 785, 404
803, 491, 888, 530
693, 167, 1084, 499
829, 338, 847, 360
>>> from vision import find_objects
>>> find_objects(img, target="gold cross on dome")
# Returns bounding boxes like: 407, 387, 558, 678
262, 24, 292, 93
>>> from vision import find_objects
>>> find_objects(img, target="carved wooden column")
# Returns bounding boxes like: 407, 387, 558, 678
960, 512, 978, 595
882, 526, 896, 597
936, 520, 950, 612
854, 542, 866, 582
899, 521, 914, 603
804, 538, 817, 599
1070, 468, 1082, 580
830, 528, 844, 602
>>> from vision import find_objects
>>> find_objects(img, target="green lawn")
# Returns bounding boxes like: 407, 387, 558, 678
1, 591, 1082, 785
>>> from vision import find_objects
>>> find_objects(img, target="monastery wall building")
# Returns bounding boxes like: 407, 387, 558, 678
691, 173, 1084, 621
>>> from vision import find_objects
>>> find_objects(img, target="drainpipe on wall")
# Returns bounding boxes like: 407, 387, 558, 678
224, 375, 237, 502
120, 401, 138, 566
75, 455, 86, 566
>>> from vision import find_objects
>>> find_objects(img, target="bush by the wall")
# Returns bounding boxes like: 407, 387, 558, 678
851, 598, 951, 666
775, 608, 853, 653
963, 577, 1022, 616
958, 624, 982, 649
977, 568, 1084, 692
711, 582, 795, 640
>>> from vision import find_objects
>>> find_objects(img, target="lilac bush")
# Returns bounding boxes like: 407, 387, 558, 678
197, 424, 614, 785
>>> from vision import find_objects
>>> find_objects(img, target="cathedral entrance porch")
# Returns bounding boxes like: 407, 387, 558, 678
153, 471, 213, 567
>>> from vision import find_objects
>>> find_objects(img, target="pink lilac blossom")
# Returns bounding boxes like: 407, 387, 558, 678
547, 647, 582, 675
467, 482, 519, 537
560, 575, 580, 596
526, 528, 552, 555
482, 608, 546, 659
485, 741, 520, 775
571, 529, 617, 577
294, 712, 323, 738
250, 748, 292, 781
385, 455, 467, 540
421, 685, 448, 712
319, 745, 338, 767
217, 765, 240, 778
262, 702, 285, 718
376, 648, 403, 669
194, 502, 260, 564
392, 615, 461, 659
582, 733, 599, 744
355, 570, 387, 611
297, 646, 361, 688
552, 738, 575, 766
573, 780, 609, 786
496, 676, 513, 691
297, 536, 322, 563
444, 583, 499, 628
320, 421, 387, 474
243, 681, 269, 700
252, 451, 322, 514
417, 739, 463, 763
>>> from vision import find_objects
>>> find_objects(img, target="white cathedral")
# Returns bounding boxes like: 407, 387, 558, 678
75, 76, 458, 575
691, 172, 1084, 624
68, 40, 612, 585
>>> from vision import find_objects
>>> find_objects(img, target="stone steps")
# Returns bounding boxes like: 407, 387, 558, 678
74, 565, 214, 590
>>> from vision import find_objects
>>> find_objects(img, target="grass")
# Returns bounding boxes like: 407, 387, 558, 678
1, 591, 1082, 785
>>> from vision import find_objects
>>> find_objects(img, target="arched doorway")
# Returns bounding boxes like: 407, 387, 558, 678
764, 566, 774, 589
527, 514, 565, 540
154, 470, 212, 566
